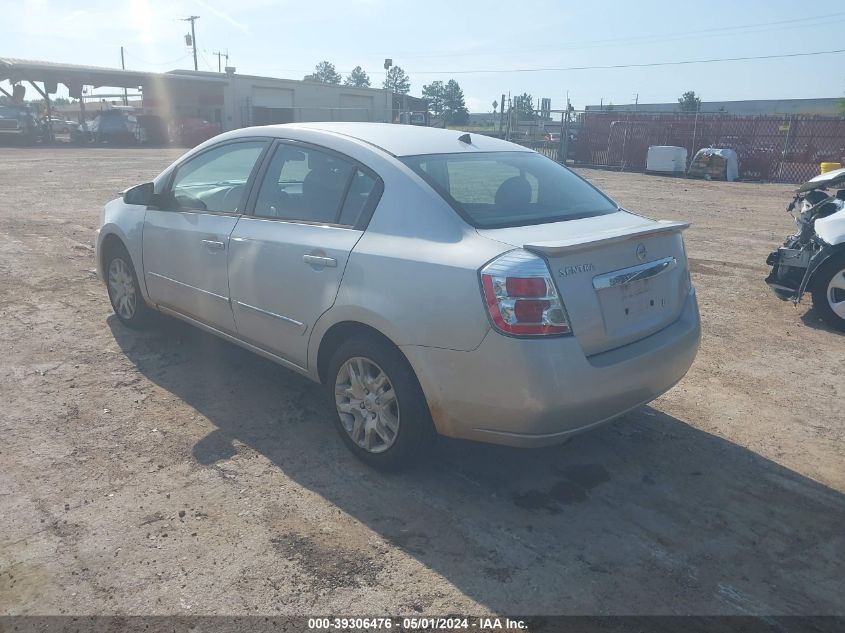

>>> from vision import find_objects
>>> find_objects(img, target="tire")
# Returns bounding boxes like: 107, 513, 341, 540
327, 334, 435, 471
104, 244, 153, 329
810, 252, 845, 332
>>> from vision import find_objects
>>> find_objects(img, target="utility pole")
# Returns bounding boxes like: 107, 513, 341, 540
634, 93, 639, 113
384, 58, 394, 122
120, 46, 128, 105
213, 50, 228, 73
505, 93, 512, 141
181, 16, 200, 71
563, 92, 571, 164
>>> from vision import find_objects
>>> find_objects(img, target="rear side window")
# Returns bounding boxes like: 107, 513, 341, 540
339, 170, 378, 225
401, 152, 617, 228
254, 144, 380, 227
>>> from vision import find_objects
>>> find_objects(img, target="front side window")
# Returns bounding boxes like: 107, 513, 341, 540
254, 144, 379, 226
168, 141, 267, 213
401, 152, 618, 228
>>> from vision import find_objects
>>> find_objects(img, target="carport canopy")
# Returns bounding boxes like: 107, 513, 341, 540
0, 57, 226, 98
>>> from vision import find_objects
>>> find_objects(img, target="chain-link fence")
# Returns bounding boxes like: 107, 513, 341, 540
505, 110, 845, 184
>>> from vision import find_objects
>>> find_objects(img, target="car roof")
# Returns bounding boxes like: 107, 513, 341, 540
227, 122, 532, 157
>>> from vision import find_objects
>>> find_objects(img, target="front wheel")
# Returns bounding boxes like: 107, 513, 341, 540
105, 246, 153, 329
327, 335, 435, 470
810, 252, 845, 332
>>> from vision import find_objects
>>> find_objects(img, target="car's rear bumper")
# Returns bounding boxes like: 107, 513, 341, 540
403, 288, 700, 447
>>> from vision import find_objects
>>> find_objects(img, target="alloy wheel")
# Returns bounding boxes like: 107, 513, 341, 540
108, 257, 137, 320
826, 268, 845, 320
334, 357, 400, 454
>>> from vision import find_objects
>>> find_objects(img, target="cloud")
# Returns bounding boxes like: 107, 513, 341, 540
130, 0, 155, 43
10, 0, 182, 46
192, 0, 250, 34
466, 96, 492, 113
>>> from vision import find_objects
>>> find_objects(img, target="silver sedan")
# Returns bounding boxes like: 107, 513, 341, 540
95, 123, 700, 469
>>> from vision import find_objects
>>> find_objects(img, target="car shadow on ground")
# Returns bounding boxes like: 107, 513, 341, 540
799, 306, 844, 334
109, 315, 845, 615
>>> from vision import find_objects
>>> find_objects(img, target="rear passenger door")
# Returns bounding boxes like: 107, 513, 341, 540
228, 141, 382, 368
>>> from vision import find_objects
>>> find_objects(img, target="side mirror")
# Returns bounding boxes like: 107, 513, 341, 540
123, 182, 154, 206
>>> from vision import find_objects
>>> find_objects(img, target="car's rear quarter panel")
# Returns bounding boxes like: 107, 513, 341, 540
309, 158, 508, 369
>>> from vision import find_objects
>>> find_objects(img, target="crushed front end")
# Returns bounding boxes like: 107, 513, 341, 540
765, 239, 831, 303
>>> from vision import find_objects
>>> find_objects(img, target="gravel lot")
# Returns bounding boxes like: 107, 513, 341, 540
0, 147, 842, 616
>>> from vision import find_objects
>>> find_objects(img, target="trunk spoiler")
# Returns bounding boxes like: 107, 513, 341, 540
523, 220, 689, 255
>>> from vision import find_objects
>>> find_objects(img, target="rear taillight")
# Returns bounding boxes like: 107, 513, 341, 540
480, 249, 572, 337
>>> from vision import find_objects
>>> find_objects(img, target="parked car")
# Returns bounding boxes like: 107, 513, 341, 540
73, 110, 140, 145
48, 117, 76, 134
95, 123, 700, 469
171, 117, 221, 147
0, 104, 42, 144
136, 114, 169, 145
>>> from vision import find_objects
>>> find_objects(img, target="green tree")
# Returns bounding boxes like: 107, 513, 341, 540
309, 61, 341, 85
421, 80, 445, 117
513, 93, 535, 120
678, 90, 702, 112
344, 66, 371, 88
442, 79, 469, 125
383, 66, 410, 94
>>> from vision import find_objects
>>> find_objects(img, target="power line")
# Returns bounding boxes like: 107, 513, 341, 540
400, 17, 845, 60
382, 11, 845, 60
246, 47, 845, 78
199, 50, 214, 72
390, 47, 845, 76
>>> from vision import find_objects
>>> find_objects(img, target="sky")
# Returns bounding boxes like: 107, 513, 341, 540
3, 0, 844, 112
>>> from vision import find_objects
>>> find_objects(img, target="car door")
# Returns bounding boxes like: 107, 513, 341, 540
228, 140, 383, 368
142, 138, 269, 333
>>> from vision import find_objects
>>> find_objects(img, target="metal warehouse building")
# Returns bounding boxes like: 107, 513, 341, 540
0, 58, 394, 130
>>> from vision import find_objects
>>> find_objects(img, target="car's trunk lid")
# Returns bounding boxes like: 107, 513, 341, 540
477, 211, 691, 356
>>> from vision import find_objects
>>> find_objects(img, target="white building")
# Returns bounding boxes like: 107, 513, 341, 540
0, 58, 394, 130
155, 69, 393, 129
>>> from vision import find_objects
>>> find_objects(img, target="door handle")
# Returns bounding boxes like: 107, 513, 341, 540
303, 254, 337, 268
202, 239, 225, 251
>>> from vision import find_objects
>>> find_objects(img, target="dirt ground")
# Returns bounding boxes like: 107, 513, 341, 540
0, 148, 842, 617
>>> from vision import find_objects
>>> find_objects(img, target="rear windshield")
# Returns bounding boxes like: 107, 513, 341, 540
400, 151, 618, 228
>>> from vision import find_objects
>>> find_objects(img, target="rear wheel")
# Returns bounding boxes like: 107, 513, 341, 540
811, 252, 845, 332
327, 335, 434, 470
105, 245, 153, 329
